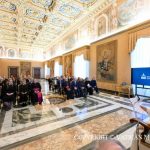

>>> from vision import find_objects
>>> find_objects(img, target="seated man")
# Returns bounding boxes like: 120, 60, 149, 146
18, 80, 28, 106
85, 77, 93, 95
70, 78, 80, 98
78, 78, 87, 98
57, 76, 65, 95
64, 78, 74, 100
31, 79, 43, 105
90, 77, 99, 94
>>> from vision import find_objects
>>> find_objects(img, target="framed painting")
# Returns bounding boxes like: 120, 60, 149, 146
20, 62, 31, 77
97, 40, 117, 83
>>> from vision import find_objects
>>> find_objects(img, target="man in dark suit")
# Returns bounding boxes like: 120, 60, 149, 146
90, 77, 99, 94
70, 78, 80, 98
18, 79, 28, 106
64, 78, 74, 100
57, 76, 65, 95
85, 77, 93, 95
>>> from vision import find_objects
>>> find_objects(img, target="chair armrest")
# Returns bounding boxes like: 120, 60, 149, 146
130, 118, 150, 143
130, 118, 150, 129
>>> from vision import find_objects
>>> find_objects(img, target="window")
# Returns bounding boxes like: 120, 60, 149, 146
74, 54, 89, 78
131, 37, 150, 96
54, 61, 62, 77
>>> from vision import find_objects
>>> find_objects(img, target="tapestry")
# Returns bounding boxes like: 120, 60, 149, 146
20, 62, 31, 77
64, 54, 72, 76
97, 40, 117, 82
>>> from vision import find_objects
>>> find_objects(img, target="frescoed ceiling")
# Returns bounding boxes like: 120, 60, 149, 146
0, 0, 110, 53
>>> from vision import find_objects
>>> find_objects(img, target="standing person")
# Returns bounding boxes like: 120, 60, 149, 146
90, 77, 99, 94
48, 77, 53, 91
57, 76, 65, 95
53, 77, 58, 93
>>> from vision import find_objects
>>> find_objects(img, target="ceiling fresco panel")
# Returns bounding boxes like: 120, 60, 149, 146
0, 0, 17, 13
25, 7, 46, 21
49, 15, 70, 27
0, 13, 17, 24
58, 3, 82, 18
31, 0, 55, 9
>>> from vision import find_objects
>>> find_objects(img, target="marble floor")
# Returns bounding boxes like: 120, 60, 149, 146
0, 80, 150, 150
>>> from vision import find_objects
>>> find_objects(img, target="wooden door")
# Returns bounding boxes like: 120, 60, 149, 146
33, 67, 41, 79
8, 67, 19, 78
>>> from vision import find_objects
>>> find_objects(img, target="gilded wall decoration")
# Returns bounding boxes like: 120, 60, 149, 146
117, 0, 148, 26
110, 3, 118, 30
0, 46, 6, 57
98, 16, 107, 36
64, 55, 72, 76
20, 62, 31, 76
20, 51, 31, 59
97, 40, 117, 82
76, 0, 97, 6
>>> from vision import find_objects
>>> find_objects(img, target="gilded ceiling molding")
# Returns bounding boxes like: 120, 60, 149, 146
75, 0, 97, 7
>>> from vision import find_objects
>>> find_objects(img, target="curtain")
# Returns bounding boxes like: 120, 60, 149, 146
74, 54, 89, 79
54, 61, 62, 77
131, 38, 150, 68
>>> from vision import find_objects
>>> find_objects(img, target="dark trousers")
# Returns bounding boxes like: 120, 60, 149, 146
80, 88, 87, 98
92, 87, 99, 93
19, 93, 28, 105
31, 93, 38, 105
74, 89, 80, 98
66, 90, 74, 100
87, 87, 93, 95
3, 94, 15, 110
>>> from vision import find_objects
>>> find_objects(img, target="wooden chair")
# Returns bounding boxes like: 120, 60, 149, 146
115, 82, 132, 98
130, 118, 150, 148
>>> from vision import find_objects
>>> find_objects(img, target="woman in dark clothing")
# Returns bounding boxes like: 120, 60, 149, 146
3, 78, 16, 110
